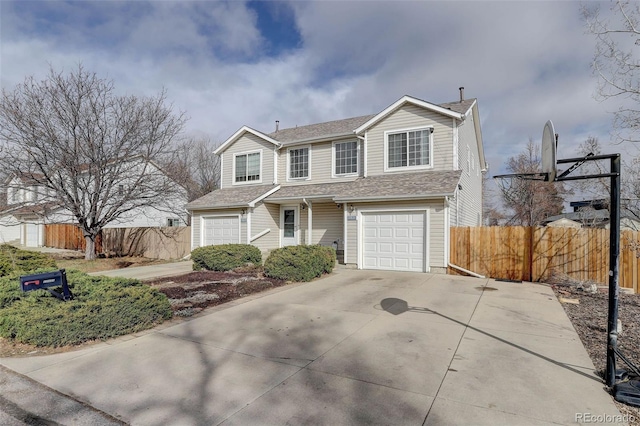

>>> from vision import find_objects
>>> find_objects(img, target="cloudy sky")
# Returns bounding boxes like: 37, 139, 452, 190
0, 0, 628, 179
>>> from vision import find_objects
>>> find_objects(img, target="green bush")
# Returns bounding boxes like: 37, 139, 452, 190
0, 245, 57, 277
0, 270, 172, 347
264, 245, 336, 282
192, 244, 262, 271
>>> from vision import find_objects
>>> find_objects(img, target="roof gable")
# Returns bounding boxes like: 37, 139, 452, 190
214, 126, 281, 155
354, 95, 470, 134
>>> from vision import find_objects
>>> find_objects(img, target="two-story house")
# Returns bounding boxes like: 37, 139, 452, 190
186, 92, 486, 273
0, 160, 189, 247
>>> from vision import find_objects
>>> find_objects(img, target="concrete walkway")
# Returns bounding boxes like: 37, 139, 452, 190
89, 260, 194, 280
0, 270, 625, 425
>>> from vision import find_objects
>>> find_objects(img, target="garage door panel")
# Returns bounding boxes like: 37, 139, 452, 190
362, 211, 425, 272
203, 216, 240, 246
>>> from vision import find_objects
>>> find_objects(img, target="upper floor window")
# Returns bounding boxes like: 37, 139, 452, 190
386, 127, 432, 171
288, 147, 310, 180
334, 141, 358, 176
234, 151, 261, 183
167, 218, 181, 227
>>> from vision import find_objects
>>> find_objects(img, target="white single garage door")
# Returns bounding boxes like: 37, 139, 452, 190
202, 216, 240, 246
362, 212, 425, 272
26, 223, 39, 247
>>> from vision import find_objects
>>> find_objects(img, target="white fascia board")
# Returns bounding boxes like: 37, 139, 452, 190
354, 95, 464, 134
266, 194, 333, 202
186, 203, 247, 212
214, 126, 282, 155
248, 185, 281, 207
333, 193, 453, 203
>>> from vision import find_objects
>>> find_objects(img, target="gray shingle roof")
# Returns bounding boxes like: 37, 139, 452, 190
185, 184, 278, 210
266, 98, 476, 145
186, 171, 461, 211
267, 170, 462, 202
268, 115, 375, 144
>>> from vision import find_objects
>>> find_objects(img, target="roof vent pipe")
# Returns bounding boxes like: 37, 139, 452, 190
459, 87, 464, 102
275, 120, 279, 132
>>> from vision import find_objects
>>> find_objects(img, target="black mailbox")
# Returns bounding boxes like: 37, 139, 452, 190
20, 269, 73, 301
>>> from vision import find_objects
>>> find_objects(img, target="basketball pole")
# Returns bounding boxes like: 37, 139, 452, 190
555, 153, 621, 388
607, 154, 621, 388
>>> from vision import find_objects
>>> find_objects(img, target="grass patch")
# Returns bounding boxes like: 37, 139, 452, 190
0, 270, 172, 347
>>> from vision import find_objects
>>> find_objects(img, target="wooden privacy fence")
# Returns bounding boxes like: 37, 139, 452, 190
44, 224, 102, 253
44, 224, 190, 260
450, 226, 640, 293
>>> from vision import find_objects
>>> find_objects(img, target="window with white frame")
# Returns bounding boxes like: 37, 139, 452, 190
334, 141, 358, 175
289, 147, 309, 179
235, 152, 261, 183
387, 128, 431, 169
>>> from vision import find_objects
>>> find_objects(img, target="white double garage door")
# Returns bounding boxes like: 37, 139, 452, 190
362, 211, 427, 272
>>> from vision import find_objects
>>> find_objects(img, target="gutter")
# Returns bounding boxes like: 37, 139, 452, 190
333, 193, 454, 203
448, 262, 485, 279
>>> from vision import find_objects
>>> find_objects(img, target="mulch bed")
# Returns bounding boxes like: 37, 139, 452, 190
552, 279, 640, 424
147, 269, 286, 317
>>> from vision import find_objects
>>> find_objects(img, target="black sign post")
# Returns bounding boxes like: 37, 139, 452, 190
20, 269, 73, 301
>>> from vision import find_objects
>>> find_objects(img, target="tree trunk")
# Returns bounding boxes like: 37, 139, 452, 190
84, 235, 96, 260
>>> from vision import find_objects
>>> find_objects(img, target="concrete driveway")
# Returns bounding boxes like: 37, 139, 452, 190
0, 269, 623, 425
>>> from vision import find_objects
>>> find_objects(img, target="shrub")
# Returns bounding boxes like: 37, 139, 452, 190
264, 245, 336, 282
0, 245, 57, 277
0, 270, 172, 347
192, 244, 262, 271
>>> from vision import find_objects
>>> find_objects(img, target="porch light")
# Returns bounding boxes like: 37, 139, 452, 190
349, 205, 355, 213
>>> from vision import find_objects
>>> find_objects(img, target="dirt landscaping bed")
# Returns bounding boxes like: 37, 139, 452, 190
552, 280, 640, 424
147, 269, 286, 317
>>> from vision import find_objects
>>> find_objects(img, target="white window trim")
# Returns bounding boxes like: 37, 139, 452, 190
200, 214, 242, 247
232, 149, 263, 185
332, 140, 360, 178
466, 145, 471, 177
356, 207, 430, 273
286, 145, 311, 181
383, 126, 434, 173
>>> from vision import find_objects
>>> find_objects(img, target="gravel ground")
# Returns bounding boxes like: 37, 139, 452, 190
552, 279, 640, 424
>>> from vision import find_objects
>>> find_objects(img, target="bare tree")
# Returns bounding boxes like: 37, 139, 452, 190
483, 172, 505, 226
584, 0, 640, 144
0, 65, 186, 259
168, 136, 221, 202
498, 139, 568, 226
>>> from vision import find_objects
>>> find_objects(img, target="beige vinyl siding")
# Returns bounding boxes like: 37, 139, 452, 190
346, 213, 357, 265
365, 104, 454, 176
250, 202, 279, 254
278, 137, 362, 185
309, 202, 343, 248
455, 115, 483, 226
190, 208, 246, 248
345, 199, 447, 269
221, 133, 276, 188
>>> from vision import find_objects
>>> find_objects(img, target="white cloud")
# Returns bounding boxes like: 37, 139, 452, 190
0, 0, 625, 179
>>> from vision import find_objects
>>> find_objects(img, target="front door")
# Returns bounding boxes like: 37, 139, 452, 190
281, 206, 298, 246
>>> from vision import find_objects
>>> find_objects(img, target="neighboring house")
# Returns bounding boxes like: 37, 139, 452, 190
0, 164, 188, 248
545, 218, 583, 229
543, 199, 640, 231
186, 92, 486, 273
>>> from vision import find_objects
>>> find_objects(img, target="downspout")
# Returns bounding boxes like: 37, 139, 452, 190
448, 262, 485, 279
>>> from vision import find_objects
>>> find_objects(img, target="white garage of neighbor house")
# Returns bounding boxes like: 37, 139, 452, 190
187, 93, 486, 273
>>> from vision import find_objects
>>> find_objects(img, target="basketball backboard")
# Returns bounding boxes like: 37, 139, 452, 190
541, 120, 557, 182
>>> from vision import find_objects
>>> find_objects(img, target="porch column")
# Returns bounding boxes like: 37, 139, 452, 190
307, 201, 312, 245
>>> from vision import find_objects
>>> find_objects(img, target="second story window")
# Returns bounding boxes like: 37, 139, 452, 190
334, 141, 358, 176
288, 147, 309, 180
235, 151, 261, 183
386, 127, 432, 170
